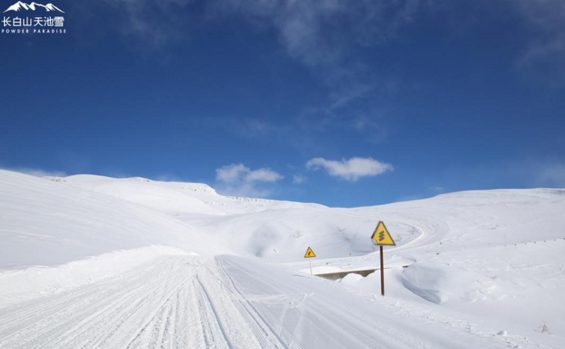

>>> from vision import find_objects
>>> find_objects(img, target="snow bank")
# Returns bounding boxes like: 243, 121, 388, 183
0, 245, 193, 306
400, 261, 495, 304
338, 241, 565, 345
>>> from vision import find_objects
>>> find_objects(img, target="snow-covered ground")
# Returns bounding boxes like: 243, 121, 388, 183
1, 169, 564, 348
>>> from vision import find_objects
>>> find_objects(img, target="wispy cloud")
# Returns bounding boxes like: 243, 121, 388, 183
154, 173, 186, 182
216, 182, 273, 198
107, 0, 425, 58
101, 0, 197, 47
538, 163, 565, 187
215, 163, 283, 197
99, 0, 565, 87
211, 0, 423, 67
101, 0, 425, 143
511, 0, 565, 86
292, 174, 307, 184
208, 0, 423, 140
306, 157, 393, 181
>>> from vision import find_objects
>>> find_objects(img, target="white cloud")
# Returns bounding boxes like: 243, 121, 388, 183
245, 168, 284, 182
216, 163, 249, 183
306, 157, 392, 181
293, 174, 307, 184
216, 163, 283, 183
215, 163, 283, 198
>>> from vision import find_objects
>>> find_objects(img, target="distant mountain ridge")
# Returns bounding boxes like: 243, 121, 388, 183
3, 1, 64, 14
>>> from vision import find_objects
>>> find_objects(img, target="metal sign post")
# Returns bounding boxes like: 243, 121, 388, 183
370, 221, 396, 296
380, 245, 385, 296
304, 247, 316, 276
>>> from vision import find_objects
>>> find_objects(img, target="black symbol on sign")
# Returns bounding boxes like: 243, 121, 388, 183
379, 231, 385, 241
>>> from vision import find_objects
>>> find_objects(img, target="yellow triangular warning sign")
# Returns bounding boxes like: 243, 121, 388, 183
304, 247, 316, 258
371, 221, 396, 246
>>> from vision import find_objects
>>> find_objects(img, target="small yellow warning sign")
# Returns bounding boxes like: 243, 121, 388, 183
371, 221, 396, 246
304, 247, 316, 258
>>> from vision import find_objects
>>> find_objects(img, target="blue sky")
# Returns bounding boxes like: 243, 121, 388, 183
1, 0, 564, 207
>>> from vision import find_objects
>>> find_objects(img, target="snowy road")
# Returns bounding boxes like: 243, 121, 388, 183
0, 256, 264, 349
0, 255, 527, 349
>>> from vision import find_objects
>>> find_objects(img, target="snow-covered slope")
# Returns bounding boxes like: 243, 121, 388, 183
60, 174, 420, 261
1, 170, 564, 348
0, 170, 229, 269
62, 174, 323, 216
59, 174, 565, 264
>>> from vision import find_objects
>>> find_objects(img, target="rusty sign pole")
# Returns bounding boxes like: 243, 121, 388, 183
380, 245, 385, 296
371, 221, 395, 297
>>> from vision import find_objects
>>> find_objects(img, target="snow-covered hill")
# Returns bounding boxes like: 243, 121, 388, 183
1, 169, 564, 348
59, 174, 565, 264
60, 174, 323, 216
0, 170, 228, 269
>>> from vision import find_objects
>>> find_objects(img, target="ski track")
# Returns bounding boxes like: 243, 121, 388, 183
0, 254, 533, 349
0, 256, 256, 349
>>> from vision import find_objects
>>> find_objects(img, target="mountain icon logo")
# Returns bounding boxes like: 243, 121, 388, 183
3, 1, 64, 14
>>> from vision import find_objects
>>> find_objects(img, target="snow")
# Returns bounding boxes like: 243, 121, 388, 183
0, 245, 192, 306
0, 170, 229, 268
1, 169, 564, 348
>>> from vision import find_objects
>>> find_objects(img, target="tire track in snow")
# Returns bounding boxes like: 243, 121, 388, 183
215, 256, 294, 349
0, 255, 273, 349
194, 274, 234, 349
122, 267, 198, 349
218, 257, 352, 349
0, 257, 201, 349
0, 261, 173, 348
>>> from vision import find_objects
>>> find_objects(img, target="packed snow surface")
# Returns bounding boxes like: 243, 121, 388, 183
1, 170, 564, 348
